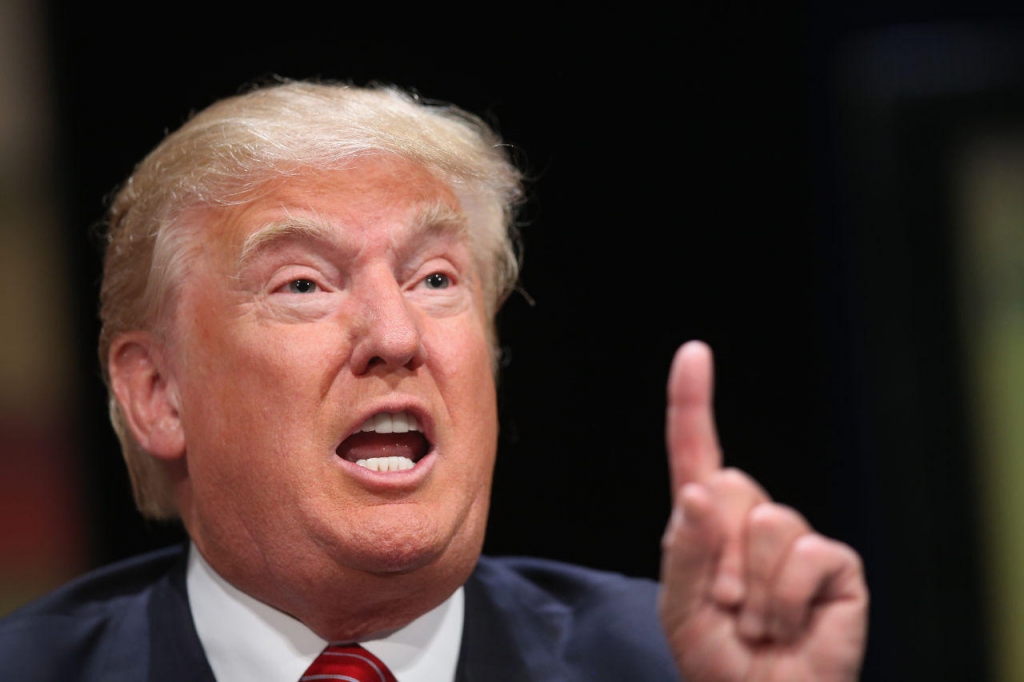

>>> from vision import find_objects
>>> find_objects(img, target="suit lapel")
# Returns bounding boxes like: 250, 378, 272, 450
456, 557, 571, 681
146, 547, 218, 682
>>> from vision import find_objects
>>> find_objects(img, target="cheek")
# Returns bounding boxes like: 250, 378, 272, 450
174, 319, 339, 474
182, 297, 335, 392
430, 317, 497, 401
433, 321, 500, 479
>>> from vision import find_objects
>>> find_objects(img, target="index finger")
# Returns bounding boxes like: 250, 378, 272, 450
666, 340, 723, 494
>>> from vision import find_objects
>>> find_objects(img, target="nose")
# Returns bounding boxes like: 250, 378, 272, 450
349, 275, 426, 374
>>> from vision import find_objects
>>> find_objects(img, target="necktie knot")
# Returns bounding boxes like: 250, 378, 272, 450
301, 643, 398, 682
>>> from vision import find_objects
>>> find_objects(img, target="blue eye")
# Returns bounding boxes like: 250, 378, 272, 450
424, 273, 450, 290
288, 279, 318, 294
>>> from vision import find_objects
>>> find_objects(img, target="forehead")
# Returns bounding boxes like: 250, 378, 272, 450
197, 155, 465, 262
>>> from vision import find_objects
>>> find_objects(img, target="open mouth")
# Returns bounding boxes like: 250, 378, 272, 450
335, 411, 431, 472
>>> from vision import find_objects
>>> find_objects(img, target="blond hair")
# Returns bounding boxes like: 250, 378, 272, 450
99, 79, 524, 518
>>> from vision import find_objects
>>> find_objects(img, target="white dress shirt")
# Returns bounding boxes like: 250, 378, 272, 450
186, 543, 463, 682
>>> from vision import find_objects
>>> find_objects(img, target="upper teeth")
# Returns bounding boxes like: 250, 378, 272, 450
358, 411, 420, 434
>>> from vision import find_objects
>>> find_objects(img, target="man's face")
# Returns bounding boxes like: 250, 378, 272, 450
163, 156, 498, 632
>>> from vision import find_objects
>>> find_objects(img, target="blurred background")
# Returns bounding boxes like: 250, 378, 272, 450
4, 1, 1024, 679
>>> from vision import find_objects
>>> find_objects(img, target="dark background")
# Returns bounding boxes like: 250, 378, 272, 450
40, 2, 1024, 679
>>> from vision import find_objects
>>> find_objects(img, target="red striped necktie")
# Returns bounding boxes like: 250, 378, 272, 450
300, 644, 398, 682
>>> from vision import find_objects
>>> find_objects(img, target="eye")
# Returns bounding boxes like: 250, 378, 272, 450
287, 279, 318, 294
423, 272, 450, 290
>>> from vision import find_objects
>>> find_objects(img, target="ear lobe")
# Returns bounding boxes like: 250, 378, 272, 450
108, 332, 186, 461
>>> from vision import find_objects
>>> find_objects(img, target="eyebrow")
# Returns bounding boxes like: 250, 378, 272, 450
235, 200, 470, 272
237, 215, 334, 270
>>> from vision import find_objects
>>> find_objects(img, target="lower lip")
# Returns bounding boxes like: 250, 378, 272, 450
333, 449, 437, 489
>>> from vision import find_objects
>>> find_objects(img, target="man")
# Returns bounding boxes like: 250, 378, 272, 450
0, 79, 867, 680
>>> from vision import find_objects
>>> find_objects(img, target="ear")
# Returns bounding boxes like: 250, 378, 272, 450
108, 331, 186, 461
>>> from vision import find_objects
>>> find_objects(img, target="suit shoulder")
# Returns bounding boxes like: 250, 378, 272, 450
470, 555, 680, 680
1, 544, 184, 622
0, 545, 185, 680
475, 554, 660, 612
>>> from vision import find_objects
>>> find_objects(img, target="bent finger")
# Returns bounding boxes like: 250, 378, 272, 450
768, 534, 867, 643
703, 468, 771, 609
737, 503, 812, 642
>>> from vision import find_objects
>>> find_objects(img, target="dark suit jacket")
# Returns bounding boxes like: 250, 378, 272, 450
0, 545, 681, 681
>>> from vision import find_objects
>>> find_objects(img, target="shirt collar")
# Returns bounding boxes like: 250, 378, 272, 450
186, 543, 463, 682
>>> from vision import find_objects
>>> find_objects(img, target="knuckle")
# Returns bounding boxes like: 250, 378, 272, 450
712, 467, 753, 493
719, 467, 752, 486
792, 533, 866, 578
791, 533, 829, 561
708, 467, 770, 502
748, 503, 809, 534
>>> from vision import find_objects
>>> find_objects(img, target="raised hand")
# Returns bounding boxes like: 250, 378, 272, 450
658, 341, 868, 681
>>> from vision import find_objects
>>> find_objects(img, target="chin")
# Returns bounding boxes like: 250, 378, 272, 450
319, 510, 483, 579
353, 538, 450, 576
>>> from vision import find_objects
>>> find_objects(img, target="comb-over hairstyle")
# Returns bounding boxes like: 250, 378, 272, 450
99, 79, 525, 518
